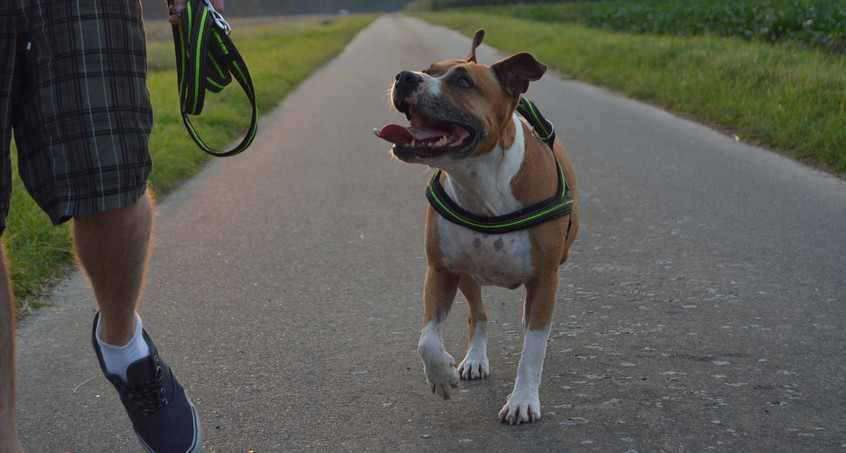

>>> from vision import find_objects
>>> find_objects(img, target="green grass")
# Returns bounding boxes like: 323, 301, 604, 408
4, 185, 73, 314
428, 0, 846, 53
411, 10, 846, 173
9, 14, 377, 313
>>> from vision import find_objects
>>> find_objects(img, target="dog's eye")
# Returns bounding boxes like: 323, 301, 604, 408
453, 74, 473, 89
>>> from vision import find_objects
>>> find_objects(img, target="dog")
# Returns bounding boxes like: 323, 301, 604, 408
374, 29, 578, 425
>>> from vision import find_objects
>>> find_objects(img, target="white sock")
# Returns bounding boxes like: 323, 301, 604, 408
96, 313, 151, 383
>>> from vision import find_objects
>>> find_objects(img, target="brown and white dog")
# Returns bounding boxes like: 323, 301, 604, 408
374, 30, 578, 425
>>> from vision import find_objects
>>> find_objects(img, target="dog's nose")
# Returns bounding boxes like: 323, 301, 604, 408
395, 70, 423, 91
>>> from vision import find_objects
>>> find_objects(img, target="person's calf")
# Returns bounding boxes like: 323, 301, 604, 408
0, 250, 23, 453
73, 191, 153, 345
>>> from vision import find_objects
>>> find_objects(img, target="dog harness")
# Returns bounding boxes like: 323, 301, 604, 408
425, 98, 574, 234
169, 0, 257, 156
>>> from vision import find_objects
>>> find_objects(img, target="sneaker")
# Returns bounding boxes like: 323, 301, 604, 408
92, 313, 202, 453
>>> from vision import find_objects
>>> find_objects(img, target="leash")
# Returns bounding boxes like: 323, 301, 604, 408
425, 97, 573, 234
169, 0, 257, 157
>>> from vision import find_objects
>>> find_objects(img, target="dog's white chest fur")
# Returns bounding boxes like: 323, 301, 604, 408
435, 115, 534, 288
438, 220, 533, 288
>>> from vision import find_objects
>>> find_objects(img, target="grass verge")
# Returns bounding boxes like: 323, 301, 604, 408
9, 14, 377, 315
410, 11, 846, 174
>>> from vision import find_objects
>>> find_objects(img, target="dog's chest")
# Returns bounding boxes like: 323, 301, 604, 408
437, 217, 534, 288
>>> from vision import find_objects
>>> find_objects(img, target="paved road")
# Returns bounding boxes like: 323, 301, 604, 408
15, 15, 846, 452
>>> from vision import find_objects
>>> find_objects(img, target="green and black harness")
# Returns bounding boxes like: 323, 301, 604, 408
425, 98, 574, 235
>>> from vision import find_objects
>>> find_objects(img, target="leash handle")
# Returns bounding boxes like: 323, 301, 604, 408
171, 0, 257, 157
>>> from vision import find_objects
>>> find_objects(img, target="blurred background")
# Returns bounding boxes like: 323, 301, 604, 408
141, 0, 416, 20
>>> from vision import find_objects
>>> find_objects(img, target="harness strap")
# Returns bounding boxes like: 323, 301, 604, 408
516, 97, 556, 148
170, 0, 257, 157
425, 97, 573, 234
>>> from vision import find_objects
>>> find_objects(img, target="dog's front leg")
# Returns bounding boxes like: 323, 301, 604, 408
418, 265, 461, 400
457, 274, 490, 380
499, 279, 557, 425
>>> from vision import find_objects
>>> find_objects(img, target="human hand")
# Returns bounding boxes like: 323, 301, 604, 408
168, 0, 225, 25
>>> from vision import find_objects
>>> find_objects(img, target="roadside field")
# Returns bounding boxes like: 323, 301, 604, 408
426, 0, 846, 53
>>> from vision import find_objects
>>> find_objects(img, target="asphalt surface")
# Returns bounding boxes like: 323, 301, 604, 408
15, 15, 846, 452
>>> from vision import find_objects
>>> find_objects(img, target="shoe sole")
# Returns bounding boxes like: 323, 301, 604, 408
136, 396, 202, 453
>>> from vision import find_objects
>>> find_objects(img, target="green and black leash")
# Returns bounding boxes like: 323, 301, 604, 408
425, 97, 574, 234
169, 0, 257, 157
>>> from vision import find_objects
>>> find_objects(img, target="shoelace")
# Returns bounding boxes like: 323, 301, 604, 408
116, 364, 168, 417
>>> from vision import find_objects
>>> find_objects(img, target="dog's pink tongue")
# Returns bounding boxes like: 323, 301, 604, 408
375, 124, 414, 145
375, 124, 448, 145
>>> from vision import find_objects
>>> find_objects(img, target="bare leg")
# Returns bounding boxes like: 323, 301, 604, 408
79, 191, 201, 451
73, 191, 153, 346
0, 248, 23, 453
0, 192, 153, 451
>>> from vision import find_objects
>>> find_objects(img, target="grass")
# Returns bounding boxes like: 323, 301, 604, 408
427, 0, 846, 53
9, 14, 377, 314
410, 10, 846, 173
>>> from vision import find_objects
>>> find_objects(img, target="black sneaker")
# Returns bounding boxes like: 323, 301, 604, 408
92, 313, 202, 453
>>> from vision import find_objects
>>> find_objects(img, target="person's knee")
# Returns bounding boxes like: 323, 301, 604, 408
74, 191, 153, 230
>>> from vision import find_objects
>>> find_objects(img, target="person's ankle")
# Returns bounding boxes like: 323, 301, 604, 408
95, 313, 151, 383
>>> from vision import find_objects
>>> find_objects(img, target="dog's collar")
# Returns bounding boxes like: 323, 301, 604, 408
425, 97, 573, 235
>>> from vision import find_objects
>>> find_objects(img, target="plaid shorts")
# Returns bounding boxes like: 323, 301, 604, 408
0, 0, 153, 229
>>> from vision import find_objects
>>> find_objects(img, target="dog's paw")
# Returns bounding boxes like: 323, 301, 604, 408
498, 391, 541, 425
458, 353, 489, 380
423, 354, 459, 400
419, 327, 459, 399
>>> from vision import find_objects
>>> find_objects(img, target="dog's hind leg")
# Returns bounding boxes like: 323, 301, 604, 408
457, 274, 490, 380
418, 266, 461, 400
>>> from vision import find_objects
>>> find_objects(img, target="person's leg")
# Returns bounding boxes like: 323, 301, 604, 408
73, 191, 153, 347
79, 191, 202, 453
0, 0, 21, 448
12, 0, 199, 449
0, 250, 23, 453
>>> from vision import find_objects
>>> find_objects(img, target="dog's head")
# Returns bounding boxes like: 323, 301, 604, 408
375, 29, 547, 164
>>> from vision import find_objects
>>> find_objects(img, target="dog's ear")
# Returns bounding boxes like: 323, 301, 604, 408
465, 29, 485, 63
491, 52, 547, 96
